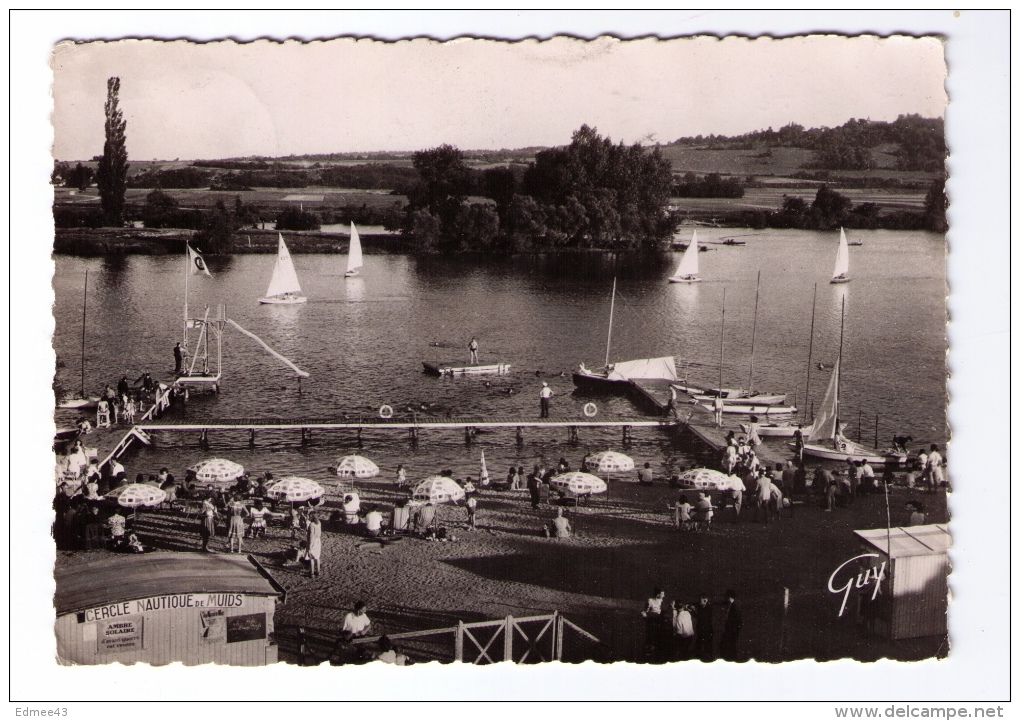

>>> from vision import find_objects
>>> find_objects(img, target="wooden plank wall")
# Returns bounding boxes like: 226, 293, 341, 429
56, 595, 276, 666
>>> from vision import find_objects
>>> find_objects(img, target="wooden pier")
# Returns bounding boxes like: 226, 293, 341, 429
137, 414, 679, 448
628, 378, 794, 469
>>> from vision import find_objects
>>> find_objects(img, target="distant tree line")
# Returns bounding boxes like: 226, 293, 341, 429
403, 125, 676, 254
673, 172, 744, 198
724, 179, 947, 232
671, 115, 945, 173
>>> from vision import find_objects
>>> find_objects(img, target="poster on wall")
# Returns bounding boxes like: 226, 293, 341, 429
97, 615, 143, 654
226, 613, 266, 644
200, 609, 226, 643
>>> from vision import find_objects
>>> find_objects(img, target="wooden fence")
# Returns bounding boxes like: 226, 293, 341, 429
351, 611, 607, 664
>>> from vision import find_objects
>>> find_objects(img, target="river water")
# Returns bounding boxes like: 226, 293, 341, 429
52, 228, 947, 482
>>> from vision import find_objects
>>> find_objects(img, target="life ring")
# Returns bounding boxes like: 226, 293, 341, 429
379, 404, 394, 419
583, 402, 598, 418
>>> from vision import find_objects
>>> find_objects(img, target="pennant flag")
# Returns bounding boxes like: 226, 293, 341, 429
188, 245, 212, 276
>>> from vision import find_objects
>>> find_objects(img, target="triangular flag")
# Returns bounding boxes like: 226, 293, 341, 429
188, 244, 212, 276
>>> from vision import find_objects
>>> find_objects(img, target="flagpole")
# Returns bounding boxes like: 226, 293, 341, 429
184, 243, 189, 345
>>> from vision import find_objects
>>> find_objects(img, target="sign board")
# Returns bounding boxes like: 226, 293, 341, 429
81, 593, 245, 622
97, 615, 144, 653
226, 612, 266, 644
200, 609, 226, 644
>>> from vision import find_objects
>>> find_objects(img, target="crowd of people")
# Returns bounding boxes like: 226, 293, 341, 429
641, 587, 743, 663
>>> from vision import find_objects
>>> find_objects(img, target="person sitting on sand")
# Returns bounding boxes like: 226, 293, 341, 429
364, 506, 383, 537
548, 507, 572, 538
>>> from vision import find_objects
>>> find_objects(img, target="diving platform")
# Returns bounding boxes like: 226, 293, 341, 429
422, 361, 511, 376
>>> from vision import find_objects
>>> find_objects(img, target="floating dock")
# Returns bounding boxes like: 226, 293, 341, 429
628, 378, 794, 469
422, 361, 511, 376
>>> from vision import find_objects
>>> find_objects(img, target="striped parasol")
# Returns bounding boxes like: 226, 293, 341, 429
266, 476, 325, 503
104, 483, 166, 508
676, 468, 742, 492
334, 455, 380, 479
411, 476, 465, 504
188, 458, 245, 484
586, 450, 635, 474
549, 472, 607, 496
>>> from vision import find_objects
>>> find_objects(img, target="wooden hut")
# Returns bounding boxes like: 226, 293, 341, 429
853, 524, 950, 640
55, 553, 286, 665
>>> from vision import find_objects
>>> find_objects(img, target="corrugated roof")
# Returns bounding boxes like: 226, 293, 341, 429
854, 524, 951, 558
54, 553, 283, 616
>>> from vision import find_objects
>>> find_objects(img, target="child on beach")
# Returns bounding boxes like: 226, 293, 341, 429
465, 495, 478, 529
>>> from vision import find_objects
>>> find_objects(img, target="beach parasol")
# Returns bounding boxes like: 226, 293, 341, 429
586, 450, 635, 474
266, 476, 325, 503
676, 468, 741, 492
334, 455, 380, 479
411, 476, 465, 504
549, 472, 607, 496
188, 458, 245, 484
104, 483, 166, 508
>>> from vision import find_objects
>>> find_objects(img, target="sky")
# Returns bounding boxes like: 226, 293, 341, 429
51, 34, 947, 160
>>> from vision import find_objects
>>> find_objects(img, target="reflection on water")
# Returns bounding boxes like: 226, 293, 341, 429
53, 228, 947, 478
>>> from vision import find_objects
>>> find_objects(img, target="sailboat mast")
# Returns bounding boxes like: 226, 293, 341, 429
604, 277, 617, 368
804, 283, 817, 422
80, 268, 88, 397
718, 288, 726, 392
835, 295, 846, 437
747, 270, 761, 391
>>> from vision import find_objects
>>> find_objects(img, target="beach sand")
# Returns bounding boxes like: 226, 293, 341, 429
54, 476, 949, 665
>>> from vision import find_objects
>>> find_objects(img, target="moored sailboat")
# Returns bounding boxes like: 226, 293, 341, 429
344, 222, 363, 278
259, 234, 307, 304
830, 227, 851, 284
668, 230, 702, 283
573, 278, 679, 391
799, 298, 905, 466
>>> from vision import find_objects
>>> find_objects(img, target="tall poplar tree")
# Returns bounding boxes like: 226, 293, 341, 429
96, 76, 129, 226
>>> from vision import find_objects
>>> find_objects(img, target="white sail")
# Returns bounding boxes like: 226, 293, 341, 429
346, 222, 363, 274
832, 227, 850, 280
671, 230, 700, 278
807, 356, 840, 443
265, 234, 303, 298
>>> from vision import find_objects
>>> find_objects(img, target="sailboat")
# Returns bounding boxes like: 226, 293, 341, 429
668, 230, 702, 283
57, 268, 100, 409
259, 234, 307, 304
830, 227, 851, 284
344, 222, 363, 278
799, 298, 906, 465
692, 270, 788, 406
573, 278, 678, 391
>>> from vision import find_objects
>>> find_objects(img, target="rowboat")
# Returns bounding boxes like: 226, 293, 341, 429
740, 421, 806, 438
698, 402, 797, 416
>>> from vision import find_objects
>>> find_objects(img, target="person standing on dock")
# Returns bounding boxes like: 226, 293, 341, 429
539, 382, 553, 418
713, 394, 724, 427
173, 342, 184, 374
468, 337, 479, 365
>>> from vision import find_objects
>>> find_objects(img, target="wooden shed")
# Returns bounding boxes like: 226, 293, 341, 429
55, 553, 286, 666
853, 524, 950, 640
